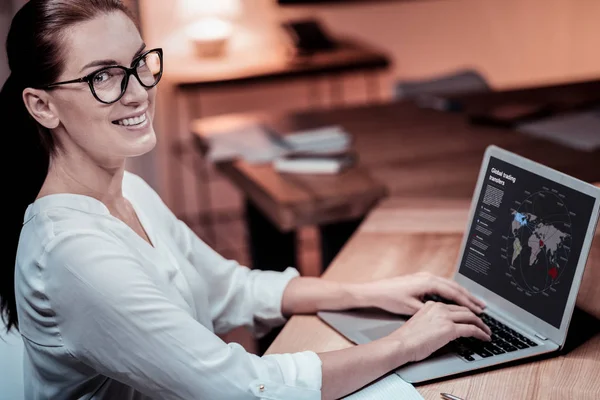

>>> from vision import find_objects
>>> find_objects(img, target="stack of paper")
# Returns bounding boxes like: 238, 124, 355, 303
206, 124, 353, 173
206, 125, 289, 164
281, 126, 351, 154
343, 373, 424, 400
271, 126, 354, 174
273, 152, 356, 174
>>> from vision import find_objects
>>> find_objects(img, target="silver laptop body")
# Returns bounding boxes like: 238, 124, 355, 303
318, 145, 600, 383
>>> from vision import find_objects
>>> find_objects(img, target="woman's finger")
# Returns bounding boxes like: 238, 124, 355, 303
454, 323, 491, 342
404, 297, 425, 314
444, 304, 470, 312
438, 280, 483, 313
430, 281, 483, 314
450, 310, 492, 336
443, 278, 486, 309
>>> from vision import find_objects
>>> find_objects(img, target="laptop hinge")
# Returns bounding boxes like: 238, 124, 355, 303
534, 332, 548, 340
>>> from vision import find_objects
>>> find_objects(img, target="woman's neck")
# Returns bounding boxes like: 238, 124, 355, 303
38, 150, 127, 210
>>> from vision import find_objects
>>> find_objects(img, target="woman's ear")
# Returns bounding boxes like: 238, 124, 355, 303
22, 88, 60, 129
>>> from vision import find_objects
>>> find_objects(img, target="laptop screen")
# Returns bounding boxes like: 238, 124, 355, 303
458, 156, 596, 328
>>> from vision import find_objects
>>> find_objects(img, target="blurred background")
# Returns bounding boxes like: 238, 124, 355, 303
2, 0, 600, 354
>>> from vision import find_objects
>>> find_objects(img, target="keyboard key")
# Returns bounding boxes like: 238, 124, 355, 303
474, 349, 493, 358
504, 344, 518, 352
498, 331, 512, 340
452, 312, 538, 360
512, 340, 528, 349
484, 344, 506, 355
495, 340, 517, 352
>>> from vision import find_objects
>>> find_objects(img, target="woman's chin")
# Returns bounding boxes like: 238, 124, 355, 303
122, 129, 157, 157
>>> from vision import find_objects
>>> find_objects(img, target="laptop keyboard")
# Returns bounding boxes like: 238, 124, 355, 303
453, 313, 538, 362
422, 294, 538, 362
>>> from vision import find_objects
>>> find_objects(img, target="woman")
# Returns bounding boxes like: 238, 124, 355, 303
0, 1, 491, 399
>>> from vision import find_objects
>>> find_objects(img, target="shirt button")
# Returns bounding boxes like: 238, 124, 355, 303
258, 384, 265, 392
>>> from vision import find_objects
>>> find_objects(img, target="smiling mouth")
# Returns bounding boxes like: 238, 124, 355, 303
112, 113, 147, 126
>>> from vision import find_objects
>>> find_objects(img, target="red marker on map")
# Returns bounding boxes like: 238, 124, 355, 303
548, 266, 558, 280
539, 240, 544, 247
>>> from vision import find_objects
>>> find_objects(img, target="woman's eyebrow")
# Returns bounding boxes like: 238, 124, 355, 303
131, 43, 147, 64
79, 43, 147, 72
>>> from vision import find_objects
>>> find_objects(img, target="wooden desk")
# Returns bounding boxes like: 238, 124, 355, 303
193, 99, 600, 262
450, 77, 600, 115
160, 38, 391, 229
193, 99, 600, 203
167, 39, 390, 92
266, 196, 600, 399
192, 112, 389, 274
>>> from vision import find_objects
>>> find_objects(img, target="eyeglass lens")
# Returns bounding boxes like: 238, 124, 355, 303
91, 50, 162, 103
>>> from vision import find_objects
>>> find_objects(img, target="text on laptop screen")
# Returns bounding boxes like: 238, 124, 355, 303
458, 156, 596, 328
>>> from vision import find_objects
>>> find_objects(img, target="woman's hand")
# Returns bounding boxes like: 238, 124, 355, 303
382, 301, 492, 362
359, 271, 486, 316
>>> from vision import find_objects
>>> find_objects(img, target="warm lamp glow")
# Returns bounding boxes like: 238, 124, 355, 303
186, 18, 233, 42
179, 0, 242, 58
178, 0, 241, 23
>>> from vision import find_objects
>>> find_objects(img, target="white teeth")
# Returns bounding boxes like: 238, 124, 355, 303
116, 113, 147, 126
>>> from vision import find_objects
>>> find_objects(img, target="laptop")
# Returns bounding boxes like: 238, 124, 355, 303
317, 145, 600, 383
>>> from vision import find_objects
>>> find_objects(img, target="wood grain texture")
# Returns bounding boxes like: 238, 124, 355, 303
193, 97, 600, 232
163, 39, 390, 90
192, 113, 388, 231
267, 199, 600, 399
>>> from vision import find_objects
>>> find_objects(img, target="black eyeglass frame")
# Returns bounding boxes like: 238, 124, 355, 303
41, 48, 163, 104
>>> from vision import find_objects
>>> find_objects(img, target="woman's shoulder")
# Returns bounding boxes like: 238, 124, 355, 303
16, 197, 130, 296
18, 193, 128, 265
18, 203, 136, 277
21, 194, 108, 240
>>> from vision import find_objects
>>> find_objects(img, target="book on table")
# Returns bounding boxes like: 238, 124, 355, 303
206, 123, 355, 174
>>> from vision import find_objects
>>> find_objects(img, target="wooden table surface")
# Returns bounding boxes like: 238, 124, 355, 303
192, 83, 600, 397
192, 99, 600, 231
449, 77, 600, 115
266, 196, 600, 399
165, 39, 391, 91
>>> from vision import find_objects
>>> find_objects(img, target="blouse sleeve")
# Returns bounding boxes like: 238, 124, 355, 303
44, 231, 322, 400
129, 173, 300, 337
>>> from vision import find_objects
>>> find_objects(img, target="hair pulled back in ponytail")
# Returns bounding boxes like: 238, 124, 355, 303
1, 0, 134, 333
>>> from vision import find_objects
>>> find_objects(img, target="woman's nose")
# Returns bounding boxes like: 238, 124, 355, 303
120, 73, 148, 105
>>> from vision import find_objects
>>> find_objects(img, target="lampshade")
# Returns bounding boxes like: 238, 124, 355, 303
178, 0, 243, 57
178, 0, 242, 24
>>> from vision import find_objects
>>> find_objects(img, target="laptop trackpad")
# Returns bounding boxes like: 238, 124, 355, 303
360, 321, 407, 341
318, 309, 410, 345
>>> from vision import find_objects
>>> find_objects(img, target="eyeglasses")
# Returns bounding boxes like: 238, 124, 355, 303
42, 48, 163, 104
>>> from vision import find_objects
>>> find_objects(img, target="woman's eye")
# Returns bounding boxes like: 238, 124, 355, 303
93, 72, 111, 84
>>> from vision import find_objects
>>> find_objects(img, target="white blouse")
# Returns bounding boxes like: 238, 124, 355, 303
14, 172, 322, 400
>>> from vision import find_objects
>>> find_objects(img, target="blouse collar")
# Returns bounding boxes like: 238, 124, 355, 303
24, 193, 111, 224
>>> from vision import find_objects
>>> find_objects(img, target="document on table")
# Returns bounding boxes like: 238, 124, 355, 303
342, 373, 424, 399
206, 124, 289, 164
206, 124, 351, 164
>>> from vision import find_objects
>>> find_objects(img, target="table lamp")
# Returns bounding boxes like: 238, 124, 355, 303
179, 0, 242, 58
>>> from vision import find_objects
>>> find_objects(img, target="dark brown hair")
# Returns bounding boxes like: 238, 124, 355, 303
1, 0, 135, 333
